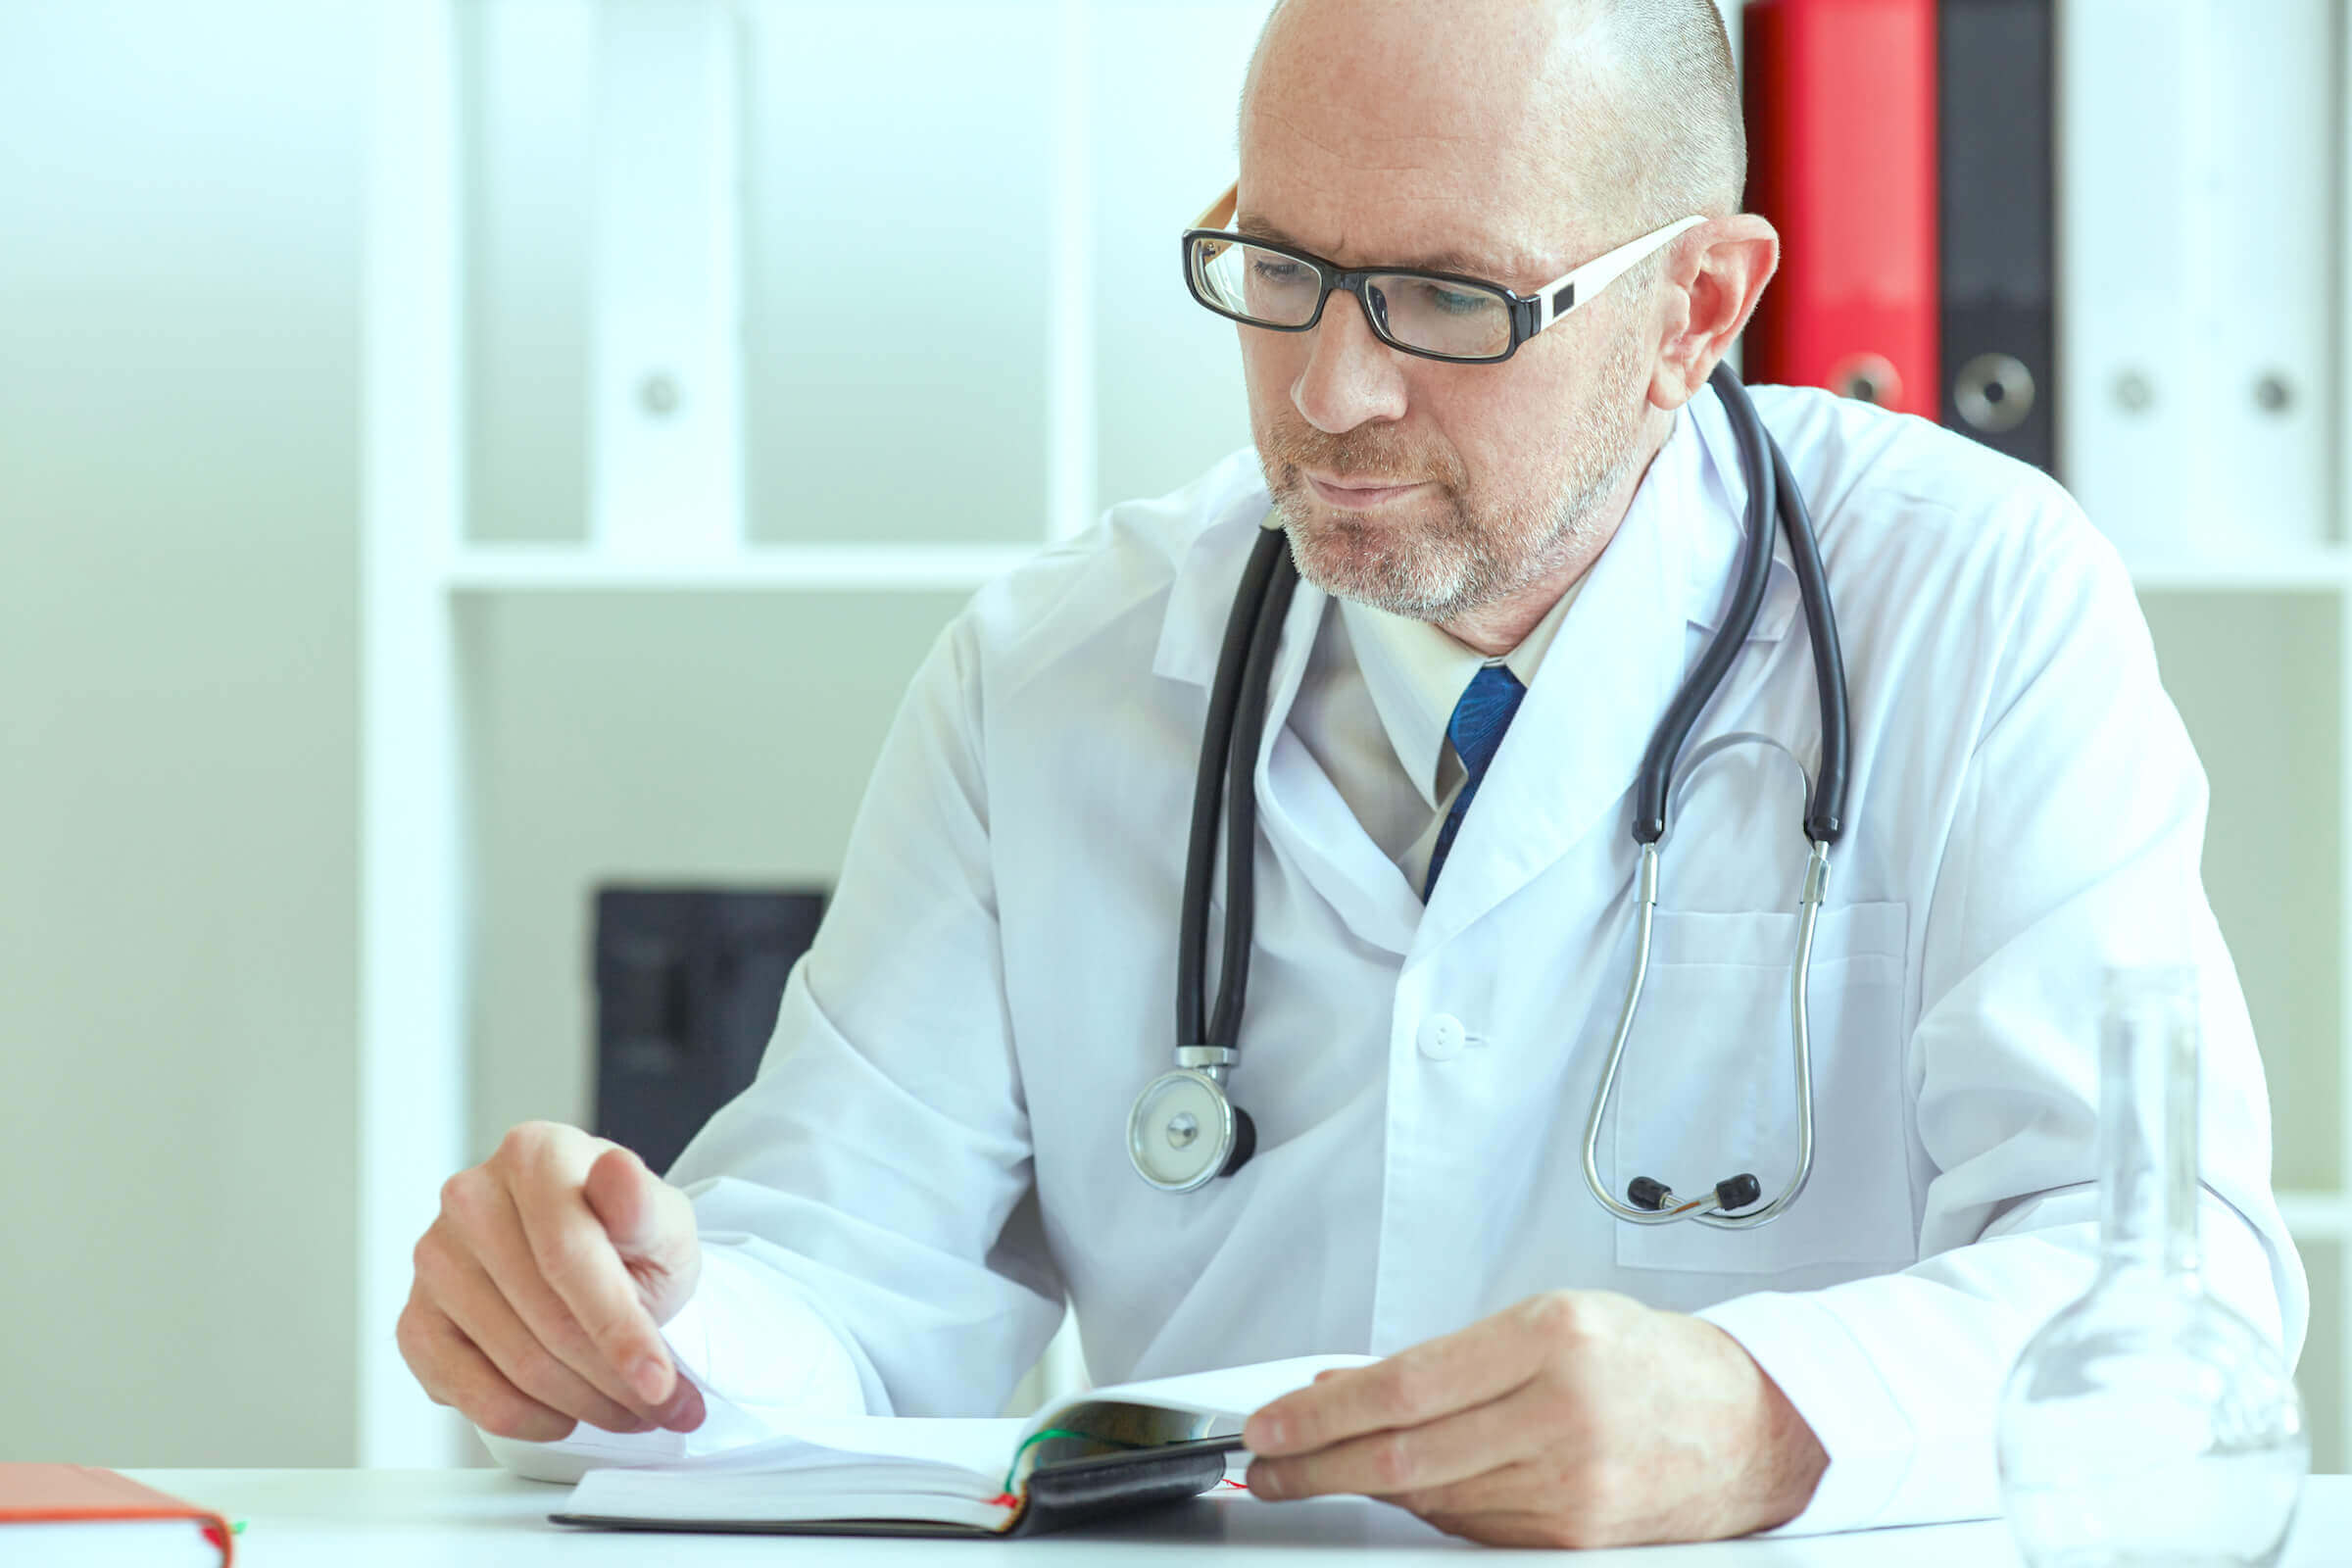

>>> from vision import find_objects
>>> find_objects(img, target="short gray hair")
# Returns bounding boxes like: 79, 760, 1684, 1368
1587, 0, 1744, 250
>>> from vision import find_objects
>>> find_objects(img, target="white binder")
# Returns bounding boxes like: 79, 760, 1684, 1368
2058, 0, 2337, 564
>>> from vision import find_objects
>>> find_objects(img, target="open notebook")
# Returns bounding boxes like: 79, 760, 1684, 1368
551, 1353, 1375, 1538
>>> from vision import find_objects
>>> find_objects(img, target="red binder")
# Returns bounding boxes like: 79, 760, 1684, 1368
0, 1465, 234, 1564
1740, 0, 1939, 418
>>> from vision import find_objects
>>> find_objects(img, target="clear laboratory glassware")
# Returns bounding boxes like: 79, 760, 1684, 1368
1996, 965, 2308, 1566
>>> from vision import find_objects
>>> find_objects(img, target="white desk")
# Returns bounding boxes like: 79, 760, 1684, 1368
125, 1471, 2352, 1565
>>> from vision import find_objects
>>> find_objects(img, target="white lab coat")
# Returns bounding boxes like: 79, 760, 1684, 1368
491, 384, 2305, 1536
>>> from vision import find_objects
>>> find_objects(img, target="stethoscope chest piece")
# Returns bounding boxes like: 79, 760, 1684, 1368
1128, 1068, 1256, 1192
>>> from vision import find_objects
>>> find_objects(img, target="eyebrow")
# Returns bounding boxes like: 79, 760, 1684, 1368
1231, 211, 1518, 283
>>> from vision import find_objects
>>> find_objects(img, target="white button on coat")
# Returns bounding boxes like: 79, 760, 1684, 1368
488, 384, 2304, 1542
1417, 1014, 1467, 1060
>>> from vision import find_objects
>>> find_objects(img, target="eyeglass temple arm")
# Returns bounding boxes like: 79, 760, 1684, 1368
1533, 215, 1706, 328
1194, 181, 1239, 230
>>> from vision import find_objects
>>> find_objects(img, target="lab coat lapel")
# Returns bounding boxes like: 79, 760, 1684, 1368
1255, 599, 1427, 959
1154, 515, 1423, 959
1684, 383, 1800, 643
1152, 510, 1268, 690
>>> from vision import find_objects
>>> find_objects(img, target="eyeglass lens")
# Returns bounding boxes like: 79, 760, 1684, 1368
1190, 237, 1512, 360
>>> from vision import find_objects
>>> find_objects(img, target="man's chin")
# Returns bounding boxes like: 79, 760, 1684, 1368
1284, 524, 1463, 622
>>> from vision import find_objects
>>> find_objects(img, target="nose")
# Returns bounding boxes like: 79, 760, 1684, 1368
1290, 288, 1409, 435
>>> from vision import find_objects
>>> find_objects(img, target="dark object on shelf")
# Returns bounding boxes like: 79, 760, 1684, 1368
1937, 0, 2055, 474
592, 886, 826, 1176
1741, 0, 2056, 475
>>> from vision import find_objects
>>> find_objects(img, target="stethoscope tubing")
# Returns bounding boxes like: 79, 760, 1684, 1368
1632, 368, 1780, 847
1176, 523, 1291, 1063
1768, 397, 1850, 846
1212, 539, 1301, 1053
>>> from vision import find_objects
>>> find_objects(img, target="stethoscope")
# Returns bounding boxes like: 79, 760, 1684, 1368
1126, 362, 1852, 1229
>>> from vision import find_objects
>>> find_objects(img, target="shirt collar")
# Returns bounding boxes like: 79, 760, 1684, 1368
1341, 574, 1586, 809
1341, 407, 1710, 810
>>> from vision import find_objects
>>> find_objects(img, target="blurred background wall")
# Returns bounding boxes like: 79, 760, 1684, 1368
0, 0, 366, 1467
1, 0, 2346, 1478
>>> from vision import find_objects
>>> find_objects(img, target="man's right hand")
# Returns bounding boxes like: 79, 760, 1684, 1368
398, 1121, 709, 1442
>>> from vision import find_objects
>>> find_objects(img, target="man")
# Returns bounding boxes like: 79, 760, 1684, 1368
398, 0, 2303, 1546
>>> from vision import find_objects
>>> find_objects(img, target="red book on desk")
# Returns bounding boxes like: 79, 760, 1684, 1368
0, 1465, 234, 1564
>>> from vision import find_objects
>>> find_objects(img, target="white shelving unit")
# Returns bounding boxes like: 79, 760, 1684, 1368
445, 541, 1051, 594
360, 0, 2352, 1474
360, 0, 1113, 1465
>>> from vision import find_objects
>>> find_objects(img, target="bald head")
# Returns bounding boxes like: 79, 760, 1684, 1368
1222, 0, 1773, 649
1240, 0, 1741, 273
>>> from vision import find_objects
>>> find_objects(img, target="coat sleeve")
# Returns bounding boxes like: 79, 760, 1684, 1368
477, 610, 1065, 1477
1698, 502, 2308, 1535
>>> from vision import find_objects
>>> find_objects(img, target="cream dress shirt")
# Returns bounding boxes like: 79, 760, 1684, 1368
1299, 564, 1584, 895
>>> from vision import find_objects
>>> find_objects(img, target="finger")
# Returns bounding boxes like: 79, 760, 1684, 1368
578, 1150, 704, 1420
1245, 1314, 1537, 1456
509, 1140, 677, 1406
474, 1182, 705, 1430
1248, 1384, 1550, 1501
429, 1245, 660, 1436
400, 1298, 576, 1444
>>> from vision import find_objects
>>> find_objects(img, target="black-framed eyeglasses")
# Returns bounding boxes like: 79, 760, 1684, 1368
1181, 182, 1703, 365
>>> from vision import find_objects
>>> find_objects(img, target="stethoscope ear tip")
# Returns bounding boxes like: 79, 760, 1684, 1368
1627, 1171, 1763, 1217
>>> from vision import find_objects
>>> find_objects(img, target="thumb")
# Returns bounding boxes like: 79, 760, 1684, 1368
579, 1147, 703, 1415
583, 1146, 700, 1293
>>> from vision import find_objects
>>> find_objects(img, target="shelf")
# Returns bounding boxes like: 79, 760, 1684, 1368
2126, 548, 2351, 593
437, 541, 2352, 597
2278, 1191, 2352, 1241
445, 541, 1051, 594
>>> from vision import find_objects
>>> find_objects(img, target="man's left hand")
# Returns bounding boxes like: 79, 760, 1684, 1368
1240, 1291, 1829, 1548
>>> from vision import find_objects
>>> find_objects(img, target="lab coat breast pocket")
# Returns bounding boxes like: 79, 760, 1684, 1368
1611, 901, 1915, 1275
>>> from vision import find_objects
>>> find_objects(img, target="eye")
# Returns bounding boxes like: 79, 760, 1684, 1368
1422, 284, 1488, 316
1250, 257, 1310, 285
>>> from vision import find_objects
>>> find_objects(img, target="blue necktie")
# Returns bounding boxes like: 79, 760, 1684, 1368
1422, 663, 1527, 899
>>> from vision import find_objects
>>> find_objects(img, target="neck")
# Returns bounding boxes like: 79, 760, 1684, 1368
1437, 407, 1673, 657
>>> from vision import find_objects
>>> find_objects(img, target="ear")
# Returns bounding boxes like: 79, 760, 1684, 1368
1646, 215, 1778, 411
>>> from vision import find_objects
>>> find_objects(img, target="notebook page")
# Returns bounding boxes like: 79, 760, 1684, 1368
606, 1416, 1023, 1479
561, 1464, 1016, 1534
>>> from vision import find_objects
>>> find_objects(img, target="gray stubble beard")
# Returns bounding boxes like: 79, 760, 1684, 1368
1265, 323, 1651, 626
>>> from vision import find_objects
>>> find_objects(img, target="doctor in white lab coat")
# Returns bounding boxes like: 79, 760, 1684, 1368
397, 0, 2304, 1547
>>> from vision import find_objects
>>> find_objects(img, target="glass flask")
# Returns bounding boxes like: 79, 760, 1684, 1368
1996, 965, 2307, 1567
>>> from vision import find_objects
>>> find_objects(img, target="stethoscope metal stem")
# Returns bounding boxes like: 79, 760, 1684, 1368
1581, 842, 1666, 1221
1580, 838, 1831, 1227
1173, 1045, 1238, 1086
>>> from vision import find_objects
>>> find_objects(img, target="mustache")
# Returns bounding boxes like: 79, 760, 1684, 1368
1255, 417, 1465, 493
